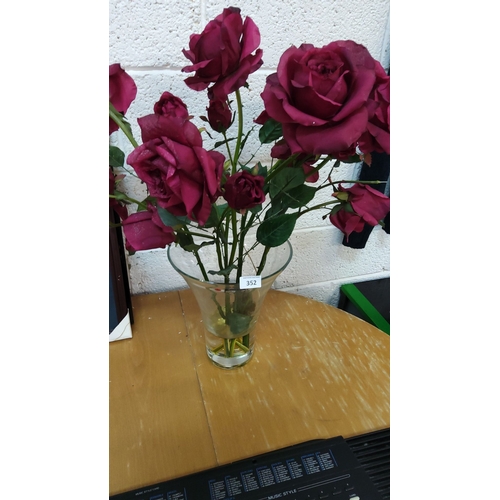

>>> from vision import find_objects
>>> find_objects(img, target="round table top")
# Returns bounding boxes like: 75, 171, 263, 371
109, 289, 390, 496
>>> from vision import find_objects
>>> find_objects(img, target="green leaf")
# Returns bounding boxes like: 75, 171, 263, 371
265, 198, 287, 219
256, 213, 298, 247
269, 167, 306, 198
203, 204, 221, 228
258, 118, 283, 144
205, 203, 229, 230
249, 203, 263, 214
214, 137, 236, 149
233, 290, 256, 315
253, 162, 268, 178
183, 241, 215, 252
329, 203, 344, 217
109, 146, 125, 168
216, 227, 228, 244
177, 232, 194, 250
281, 184, 316, 209
239, 126, 255, 153
216, 203, 229, 217
344, 202, 355, 213
226, 312, 252, 335
200, 127, 214, 139
157, 207, 189, 228
207, 264, 237, 277
112, 191, 130, 202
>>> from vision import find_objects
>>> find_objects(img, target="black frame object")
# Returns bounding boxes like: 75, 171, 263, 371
109, 208, 133, 339
342, 151, 390, 249
338, 278, 390, 335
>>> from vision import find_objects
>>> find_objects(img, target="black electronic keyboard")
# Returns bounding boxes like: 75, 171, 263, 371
110, 428, 389, 500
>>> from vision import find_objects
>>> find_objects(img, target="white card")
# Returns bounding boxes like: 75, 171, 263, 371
239, 276, 262, 289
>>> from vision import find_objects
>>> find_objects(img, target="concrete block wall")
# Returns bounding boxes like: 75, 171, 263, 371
109, 0, 391, 307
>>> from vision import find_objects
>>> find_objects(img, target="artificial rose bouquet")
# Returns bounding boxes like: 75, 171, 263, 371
109, 5, 390, 288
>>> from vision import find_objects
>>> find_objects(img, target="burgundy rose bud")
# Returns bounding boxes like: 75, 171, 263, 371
223, 171, 266, 211
122, 208, 176, 252
207, 98, 232, 133
153, 92, 189, 120
182, 7, 263, 99
260, 41, 383, 156
329, 183, 390, 237
270, 139, 290, 159
109, 64, 137, 135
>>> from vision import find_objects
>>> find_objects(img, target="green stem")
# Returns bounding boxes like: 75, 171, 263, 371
222, 129, 235, 167
234, 339, 249, 353
109, 102, 139, 148
242, 334, 250, 349
213, 343, 225, 355
213, 206, 231, 271
109, 193, 147, 210
256, 246, 271, 275
314, 178, 387, 194
177, 229, 215, 240
299, 199, 342, 216
193, 250, 209, 281
224, 339, 232, 357
229, 339, 236, 357
232, 89, 244, 172
235, 212, 249, 282
304, 156, 335, 181
332, 179, 386, 185
215, 237, 225, 273
264, 155, 300, 184
229, 211, 240, 266
223, 212, 231, 268
240, 141, 263, 167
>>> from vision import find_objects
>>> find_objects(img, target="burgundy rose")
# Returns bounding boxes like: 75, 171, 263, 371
344, 183, 390, 226
223, 171, 265, 211
260, 41, 383, 156
127, 114, 225, 226
182, 7, 263, 99
109, 64, 137, 135
329, 210, 366, 237
153, 92, 189, 120
329, 183, 390, 237
358, 63, 390, 155
122, 206, 176, 252
207, 98, 232, 132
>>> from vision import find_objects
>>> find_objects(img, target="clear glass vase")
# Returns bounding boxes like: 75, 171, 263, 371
168, 237, 293, 369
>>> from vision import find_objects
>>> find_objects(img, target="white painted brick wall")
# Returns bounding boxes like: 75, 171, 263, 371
110, 0, 391, 306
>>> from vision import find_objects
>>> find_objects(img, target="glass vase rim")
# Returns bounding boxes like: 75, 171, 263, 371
167, 239, 293, 285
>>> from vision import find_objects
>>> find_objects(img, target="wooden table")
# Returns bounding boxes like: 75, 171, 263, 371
109, 289, 390, 496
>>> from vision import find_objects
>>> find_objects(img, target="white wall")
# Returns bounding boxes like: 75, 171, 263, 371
109, 0, 391, 306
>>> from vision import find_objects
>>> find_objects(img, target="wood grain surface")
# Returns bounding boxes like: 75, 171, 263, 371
109, 289, 390, 496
